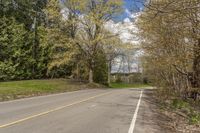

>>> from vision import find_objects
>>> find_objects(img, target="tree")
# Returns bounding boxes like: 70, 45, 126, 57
51, 0, 123, 83
137, 0, 200, 100
0, 16, 31, 80
0, 0, 53, 80
75, 0, 123, 83
47, 0, 82, 77
102, 34, 125, 85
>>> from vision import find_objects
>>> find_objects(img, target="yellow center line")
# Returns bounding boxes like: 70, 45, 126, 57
0, 91, 112, 129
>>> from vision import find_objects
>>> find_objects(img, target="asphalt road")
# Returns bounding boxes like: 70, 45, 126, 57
0, 89, 163, 133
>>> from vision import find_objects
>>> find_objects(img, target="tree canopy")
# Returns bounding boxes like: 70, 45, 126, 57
0, 0, 126, 85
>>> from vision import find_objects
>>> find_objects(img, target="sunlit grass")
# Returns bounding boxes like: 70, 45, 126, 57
0, 79, 94, 101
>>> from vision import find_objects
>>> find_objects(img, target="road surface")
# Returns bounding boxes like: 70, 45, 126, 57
0, 89, 163, 133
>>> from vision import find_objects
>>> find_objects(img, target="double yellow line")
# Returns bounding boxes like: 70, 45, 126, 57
0, 91, 111, 129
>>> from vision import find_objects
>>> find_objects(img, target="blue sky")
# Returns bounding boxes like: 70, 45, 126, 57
124, 0, 144, 11
60, 0, 145, 22
115, 0, 144, 22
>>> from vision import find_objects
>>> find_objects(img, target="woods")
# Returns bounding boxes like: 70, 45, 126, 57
0, 0, 50, 80
137, 0, 200, 100
1, 0, 199, 95
0, 0, 124, 84
136, 1, 200, 129
1, 0, 199, 99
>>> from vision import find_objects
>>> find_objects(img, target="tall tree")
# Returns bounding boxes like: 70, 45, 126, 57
50, 0, 123, 83
0, 0, 54, 80
137, 0, 200, 99
75, 0, 123, 83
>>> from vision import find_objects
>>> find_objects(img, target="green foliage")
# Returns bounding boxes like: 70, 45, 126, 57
59, 0, 123, 83
48, 65, 74, 78
129, 73, 143, 83
0, 0, 57, 81
94, 51, 108, 85
0, 0, 122, 85
170, 99, 200, 125
0, 16, 29, 80
171, 99, 189, 110
0, 16, 51, 80
112, 73, 146, 84
189, 111, 200, 124
115, 76, 123, 83
0, 0, 48, 29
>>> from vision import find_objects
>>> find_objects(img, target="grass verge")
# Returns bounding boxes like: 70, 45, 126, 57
170, 99, 200, 125
0, 79, 101, 102
157, 97, 200, 132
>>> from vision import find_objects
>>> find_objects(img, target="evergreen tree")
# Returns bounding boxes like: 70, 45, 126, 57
0, 16, 29, 80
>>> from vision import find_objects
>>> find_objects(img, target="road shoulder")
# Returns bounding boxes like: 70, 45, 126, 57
134, 90, 173, 133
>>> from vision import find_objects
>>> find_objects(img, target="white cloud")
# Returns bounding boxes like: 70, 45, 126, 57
125, 9, 132, 17
104, 12, 142, 73
123, 18, 131, 23
125, 9, 141, 19
104, 12, 140, 44
61, 7, 140, 44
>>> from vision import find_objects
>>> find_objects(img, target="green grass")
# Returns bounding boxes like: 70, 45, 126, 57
189, 111, 200, 124
0, 79, 98, 102
110, 83, 151, 89
169, 98, 200, 125
171, 99, 190, 110
0, 80, 152, 102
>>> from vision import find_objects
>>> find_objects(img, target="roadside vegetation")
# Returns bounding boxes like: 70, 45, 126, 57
137, 0, 200, 131
0, 79, 105, 102
0, 0, 126, 86
0, 79, 149, 101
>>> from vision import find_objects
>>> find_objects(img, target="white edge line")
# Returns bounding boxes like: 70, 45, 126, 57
128, 90, 143, 133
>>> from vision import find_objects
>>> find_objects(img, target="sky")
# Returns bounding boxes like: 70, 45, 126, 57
106, 0, 145, 44
115, 0, 144, 22
108, 0, 145, 73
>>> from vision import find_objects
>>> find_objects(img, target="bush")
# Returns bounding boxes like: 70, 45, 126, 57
115, 76, 122, 83
171, 99, 189, 109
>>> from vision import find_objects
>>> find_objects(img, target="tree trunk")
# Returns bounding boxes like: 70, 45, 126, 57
76, 63, 80, 82
193, 38, 200, 88
191, 38, 200, 101
89, 68, 93, 83
32, 16, 38, 78
107, 61, 111, 86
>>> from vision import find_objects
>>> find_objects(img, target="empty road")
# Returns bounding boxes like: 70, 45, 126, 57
0, 89, 163, 133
